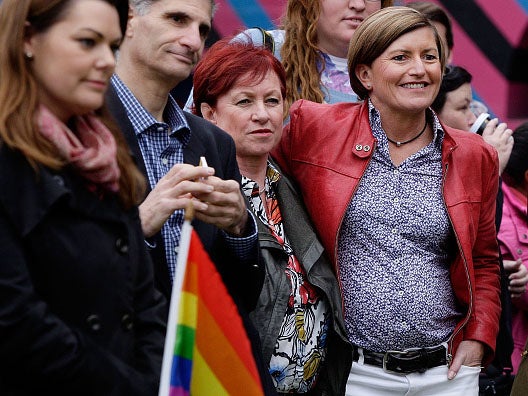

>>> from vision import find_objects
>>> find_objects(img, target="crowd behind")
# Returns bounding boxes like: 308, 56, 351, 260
0, 0, 527, 395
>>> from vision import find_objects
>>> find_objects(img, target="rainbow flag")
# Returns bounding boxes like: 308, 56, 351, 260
159, 219, 264, 396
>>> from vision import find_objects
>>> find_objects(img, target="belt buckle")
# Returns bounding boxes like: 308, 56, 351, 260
382, 349, 409, 374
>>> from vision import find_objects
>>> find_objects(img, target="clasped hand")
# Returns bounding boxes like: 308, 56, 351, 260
139, 163, 247, 237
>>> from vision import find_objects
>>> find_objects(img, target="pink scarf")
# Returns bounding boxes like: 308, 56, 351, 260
36, 105, 120, 193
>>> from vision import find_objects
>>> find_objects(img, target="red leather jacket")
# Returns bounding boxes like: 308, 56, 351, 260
273, 99, 501, 365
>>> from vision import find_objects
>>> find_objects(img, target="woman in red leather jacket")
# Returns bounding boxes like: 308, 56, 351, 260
273, 7, 501, 396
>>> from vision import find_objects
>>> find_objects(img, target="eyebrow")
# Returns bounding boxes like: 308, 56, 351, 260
78, 27, 122, 44
78, 27, 103, 38
165, 11, 211, 32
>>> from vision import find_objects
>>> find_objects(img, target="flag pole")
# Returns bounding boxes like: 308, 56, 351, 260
158, 203, 195, 396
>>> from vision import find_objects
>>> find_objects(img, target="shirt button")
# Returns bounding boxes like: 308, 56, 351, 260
394, 197, 399, 203
398, 290, 404, 297
52, 175, 65, 186
355, 144, 363, 151
162, 158, 169, 165
518, 249, 523, 255
392, 228, 398, 234
393, 169, 399, 175
121, 314, 134, 331
115, 238, 129, 254
174, 245, 179, 254
157, 126, 164, 133
86, 314, 102, 332
363, 145, 371, 152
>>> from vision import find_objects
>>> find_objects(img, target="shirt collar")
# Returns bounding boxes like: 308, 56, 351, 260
241, 160, 281, 199
110, 74, 191, 143
367, 99, 444, 147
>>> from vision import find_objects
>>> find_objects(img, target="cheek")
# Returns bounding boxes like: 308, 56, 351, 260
365, 4, 381, 15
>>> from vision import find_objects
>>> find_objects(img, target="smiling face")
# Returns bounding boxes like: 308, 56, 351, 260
437, 83, 477, 131
356, 26, 442, 117
24, 0, 121, 122
124, 0, 212, 87
200, 70, 284, 163
317, 0, 381, 58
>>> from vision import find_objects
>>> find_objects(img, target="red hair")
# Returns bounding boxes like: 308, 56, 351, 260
192, 37, 286, 117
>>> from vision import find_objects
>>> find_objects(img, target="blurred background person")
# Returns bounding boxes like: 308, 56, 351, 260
431, 65, 513, 174
192, 38, 352, 395
431, 65, 476, 131
0, 0, 166, 394
274, 7, 501, 395
497, 123, 528, 374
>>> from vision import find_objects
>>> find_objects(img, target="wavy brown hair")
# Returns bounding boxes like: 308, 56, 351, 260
279, 0, 393, 116
0, 0, 145, 208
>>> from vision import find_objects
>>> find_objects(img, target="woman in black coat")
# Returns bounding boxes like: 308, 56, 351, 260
0, 0, 166, 394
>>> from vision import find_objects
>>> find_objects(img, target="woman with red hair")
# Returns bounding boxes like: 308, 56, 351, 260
193, 38, 352, 395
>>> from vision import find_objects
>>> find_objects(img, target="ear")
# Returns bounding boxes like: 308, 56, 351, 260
23, 21, 36, 57
356, 64, 373, 91
200, 103, 216, 124
125, 5, 136, 38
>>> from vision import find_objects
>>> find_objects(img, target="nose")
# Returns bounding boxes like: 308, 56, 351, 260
95, 45, 116, 70
180, 24, 204, 52
349, 0, 366, 10
409, 57, 426, 76
251, 101, 270, 123
467, 111, 477, 130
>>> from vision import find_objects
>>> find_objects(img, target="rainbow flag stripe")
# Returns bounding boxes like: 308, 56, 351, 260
168, 230, 263, 396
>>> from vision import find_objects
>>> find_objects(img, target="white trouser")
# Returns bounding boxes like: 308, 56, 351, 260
346, 359, 480, 396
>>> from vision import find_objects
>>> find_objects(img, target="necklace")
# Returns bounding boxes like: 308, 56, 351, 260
386, 119, 428, 147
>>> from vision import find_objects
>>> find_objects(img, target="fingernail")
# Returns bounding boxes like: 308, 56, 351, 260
448, 370, 456, 380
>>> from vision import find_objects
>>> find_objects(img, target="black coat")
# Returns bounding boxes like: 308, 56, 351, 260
0, 146, 167, 395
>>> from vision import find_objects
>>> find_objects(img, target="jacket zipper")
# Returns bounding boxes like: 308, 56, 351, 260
442, 160, 473, 366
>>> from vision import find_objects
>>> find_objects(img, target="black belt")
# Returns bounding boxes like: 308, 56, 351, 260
352, 345, 448, 374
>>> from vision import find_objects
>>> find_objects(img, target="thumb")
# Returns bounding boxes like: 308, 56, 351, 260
447, 355, 462, 380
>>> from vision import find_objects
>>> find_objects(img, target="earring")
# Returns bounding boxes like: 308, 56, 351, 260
366, 84, 371, 89
24, 51, 33, 59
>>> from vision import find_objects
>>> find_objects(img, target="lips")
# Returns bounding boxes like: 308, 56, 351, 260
250, 129, 273, 135
343, 16, 363, 26
85, 80, 107, 90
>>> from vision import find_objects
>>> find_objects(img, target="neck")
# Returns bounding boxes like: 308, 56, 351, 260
379, 111, 429, 144
116, 50, 180, 122
317, 41, 349, 59
238, 155, 269, 190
